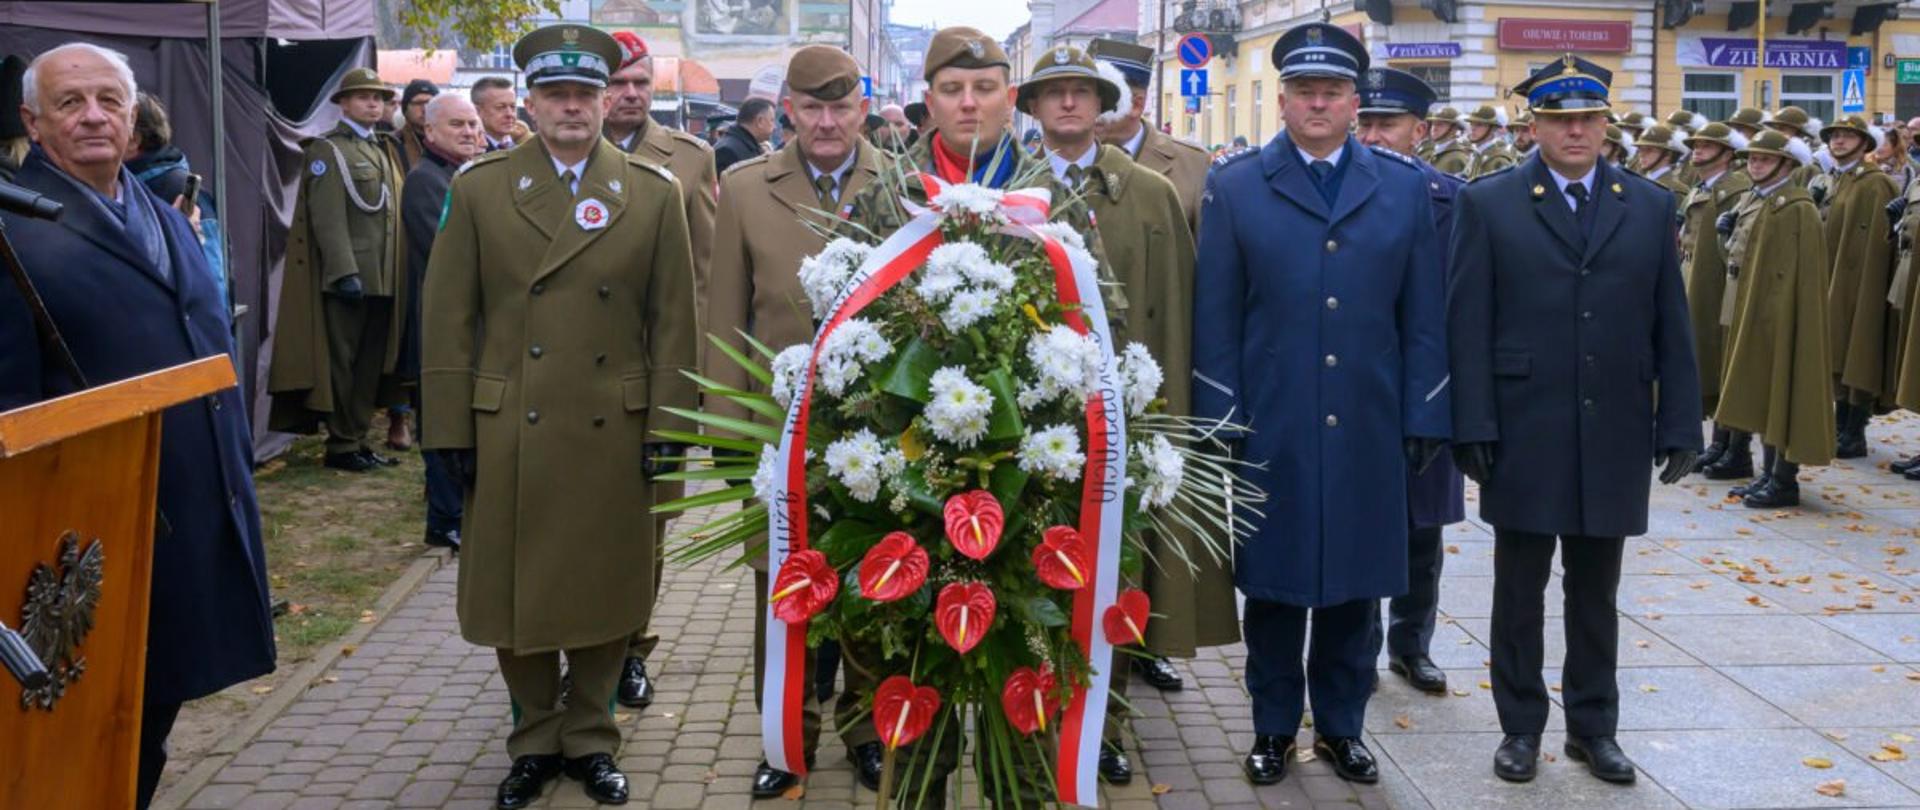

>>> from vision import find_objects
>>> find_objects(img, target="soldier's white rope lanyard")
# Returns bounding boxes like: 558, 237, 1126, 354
320, 138, 391, 215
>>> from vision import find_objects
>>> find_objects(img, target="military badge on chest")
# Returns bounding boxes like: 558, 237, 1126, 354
575, 198, 609, 230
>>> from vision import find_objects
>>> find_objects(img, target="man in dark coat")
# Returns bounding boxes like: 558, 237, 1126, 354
715, 96, 774, 174
1354, 66, 1466, 696
0, 43, 275, 809
1449, 56, 1702, 786
399, 93, 485, 552
1192, 24, 1449, 787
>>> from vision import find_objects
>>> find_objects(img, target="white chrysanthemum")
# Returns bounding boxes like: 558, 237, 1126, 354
1018, 325, 1104, 408
931, 182, 1006, 219
796, 238, 871, 319
1136, 434, 1184, 511
816, 319, 894, 397
919, 242, 991, 302
824, 428, 906, 502
751, 445, 780, 507
769, 344, 811, 408
924, 366, 995, 447
917, 262, 966, 303
1019, 423, 1085, 482
941, 287, 998, 332
1118, 342, 1163, 417
960, 259, 1016, 292
1026, 221, 1087, 252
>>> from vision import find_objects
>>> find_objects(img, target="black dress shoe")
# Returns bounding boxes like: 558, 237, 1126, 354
1243, 734, 1294, 785
1388, 654, 1448, 694
1314, 736, 1379, 784
1892, 455, 1920, 475
324, 451, 376, 472
497, 754, 562, 809
359, 449, 403, 467
1493, 734, 1540, 783
425, 528, 461, 551
617, 657, 653, 708
1565, 736, 1636, 784
1701, 452, 1754, 480
1099, 745, 1133, 785
1693, 441, 1727, 473
1904, 466, 1920, 482
564, 753, 630, 804
1743, 477, 1800, 508
752, 760, 798, 798
1729, 477, 1767, 498
850, 741, 884, 791
1136, 656, 1185, 691
1836, 432, 1869, 459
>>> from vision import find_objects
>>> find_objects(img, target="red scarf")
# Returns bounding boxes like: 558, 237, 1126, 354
929, 133, 976, 184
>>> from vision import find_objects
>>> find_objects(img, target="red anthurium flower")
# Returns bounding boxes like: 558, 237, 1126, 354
858, 532, 929, 603
769, 549, 838, 624
934, 581, 997, 654
1102, 589, 1151, 646
1000, 666, 1061, 736
872, 675, 942, 750
942, 490, 1004, 560
1032, 526, 1089, 590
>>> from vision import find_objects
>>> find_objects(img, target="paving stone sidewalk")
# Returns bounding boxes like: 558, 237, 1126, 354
169, 424, 1920, 810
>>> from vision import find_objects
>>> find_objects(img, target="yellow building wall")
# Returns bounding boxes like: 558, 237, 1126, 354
1652, 15, 1920, 122
1474, 3, 1641, 109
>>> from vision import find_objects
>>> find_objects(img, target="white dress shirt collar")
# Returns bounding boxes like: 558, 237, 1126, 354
1295, 142, 1345, 169
551, 153, 589, 196
1549, 164, 1599, 211
1047, 143, 1099, 184
343, 118, 375, 140
1122, 124, 1148, 159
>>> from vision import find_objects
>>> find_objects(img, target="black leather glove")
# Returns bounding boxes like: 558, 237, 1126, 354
443, 448, 477, 490
1451, 441, 1495, 485
643, 442, 690, 480
1404, 437, 1445, 476
328, 274, 364, 299
1715, 210, 1738, 238
1810, 183, 1827, 207
1889, 196, 1910, 236
1655, 448, 1698, 485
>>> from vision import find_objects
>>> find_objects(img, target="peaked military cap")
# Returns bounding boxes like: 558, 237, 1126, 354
924, 26, 1009, 81
1357, 66, 1437, 118
330, 67, 394, 103
1271, 22, 1367, 81
1017, 44, 1120, 114
1088, 38, 1153, 88
787, 45, 861, 101
1511, 54, 1611, 115
513, 23, 623, 88
1766, 106, 1811, 136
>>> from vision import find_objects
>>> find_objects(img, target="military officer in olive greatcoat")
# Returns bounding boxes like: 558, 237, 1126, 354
269, 67, 409, 471
1633, 124, 1692, 200
599, 28, 720, 714
1818, 114, 1902, 459
1427, 106, 1471, 174
1678, 122, 1757, 482
1089, 38, 1212, 239
1463, 104, 1517, 179
419, 24, 698, 809
1449, 55, 1701, 786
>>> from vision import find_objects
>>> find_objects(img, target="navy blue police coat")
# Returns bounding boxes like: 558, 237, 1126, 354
1410, 160, 1466, 529
0, 149, 276, 706
1448, 156, 1703, 539
1192, 134, 1451, 607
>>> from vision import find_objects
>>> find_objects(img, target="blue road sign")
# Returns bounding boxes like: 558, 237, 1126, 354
1180, 69, 1208, 97
1177, 34, 1213, 69
1842, 68, 1866, 113
861, 76, 873, 98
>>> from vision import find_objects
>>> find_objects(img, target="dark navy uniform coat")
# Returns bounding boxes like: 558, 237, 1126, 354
1448, 156, 1703, 539
1192, 134, 1451, 607
0, 150, 276, 706
1410, 159, 1466, 529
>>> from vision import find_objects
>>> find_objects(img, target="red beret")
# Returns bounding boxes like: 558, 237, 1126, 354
612, 31, 649, 70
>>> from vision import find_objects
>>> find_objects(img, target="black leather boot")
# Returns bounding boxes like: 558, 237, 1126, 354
1693, 425, 1729, 472
1745, 456, 1800, 508
1836, 402, 1869, 459
1702, 430, 1753, 479
1893, 454, 1920, 475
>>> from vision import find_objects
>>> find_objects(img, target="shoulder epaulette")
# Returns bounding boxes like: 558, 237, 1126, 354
1468, 165, 1515, 183
1211, 146, 1256, 168
455, 150, 510, 177
721, 152, 773, 179
1168, 136, 1210, 156
624, 153, 676, 183
1367, 145, 1419, 169
666, 127, 715, 153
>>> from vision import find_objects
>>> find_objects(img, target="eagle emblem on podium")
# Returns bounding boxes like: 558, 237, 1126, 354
18, 532, 103, 710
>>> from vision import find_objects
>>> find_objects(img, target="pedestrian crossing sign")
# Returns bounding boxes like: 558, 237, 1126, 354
1841, 68, 1866, 113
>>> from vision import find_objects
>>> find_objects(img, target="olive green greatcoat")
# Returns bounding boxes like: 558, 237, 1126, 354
1824, 162, 1902, 404
1679, 168, 1752, 412
1648, 166, 1691, 202
418, 139, 699, 653
1465, 139, 1515, 179
1889, 179, 1920, 410
267, 122, 409, 432
1431, 138, 1471, 176
1083, 144, 1238, 654
706, 140, 883, 570
613, 119, 718, 338
1716, 184, 1835, 466
1127, 125, 1210, 236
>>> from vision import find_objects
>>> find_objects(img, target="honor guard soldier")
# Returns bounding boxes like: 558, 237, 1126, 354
1615, 109, 1650, 143
1716, 130, 1833, 507
704, 44, 890, 799
600, 28, 719, 714
1678, 122, 1758, 482
1089, 38, 1212, 236
1192, 22, 1449, 787
1890, 152, 1920, 478
1353, 66, 1466, 697
1509, 109, 1537, 158
1463, 104, 1517, 179
1449, 55, 1701, 786
1820, 113, 1902, 459
1601, 123, 1635, 172
1632, 124, 1692, 199
1663, 109, 1709, 184
1426, 106, 1470, 174
269, 67, 410, 471
419, 24, 699, 808
1726, 106, 1767, 140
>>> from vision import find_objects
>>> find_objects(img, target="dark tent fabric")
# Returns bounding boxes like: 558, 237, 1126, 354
0, 1, 374, 462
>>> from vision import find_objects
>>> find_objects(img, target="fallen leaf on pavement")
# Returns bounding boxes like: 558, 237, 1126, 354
1394, 714, 1412, 729
1639, 684, 1659, 693
1871, 745, 1907, 762
1150, 784, 1171, 795
1815, 779, 1846, 797
250, 685, 273, 695
1803, 756, 1834, 769
1478, 680, 1492, 690
1892, 733, 1915, 743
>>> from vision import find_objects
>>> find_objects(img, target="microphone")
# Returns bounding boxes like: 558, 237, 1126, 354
0, 619, 48, 690
0, 179, 62, 221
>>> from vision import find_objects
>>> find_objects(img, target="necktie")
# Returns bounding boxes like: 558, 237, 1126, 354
1566, 181, 1590, 214
559, 169, 577, 197
1063, 164, 1085, 191
1310, 160, 1334, 183
813, 173, 838, 206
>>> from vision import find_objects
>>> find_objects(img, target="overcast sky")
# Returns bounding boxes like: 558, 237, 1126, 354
889, 0, 1031, 40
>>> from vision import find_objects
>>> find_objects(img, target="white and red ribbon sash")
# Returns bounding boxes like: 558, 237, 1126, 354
762, 175, 1125, 809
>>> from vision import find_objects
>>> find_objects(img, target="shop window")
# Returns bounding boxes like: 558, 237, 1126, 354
1781, 73, 1836, 122
1682, 72, 1739, 122
1402, 64, 1452, 105
1252, 81, 1264, 145
1226, 85, 1238, 141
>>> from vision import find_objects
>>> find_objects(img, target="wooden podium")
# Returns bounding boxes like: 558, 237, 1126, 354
0, 356, 239, 809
